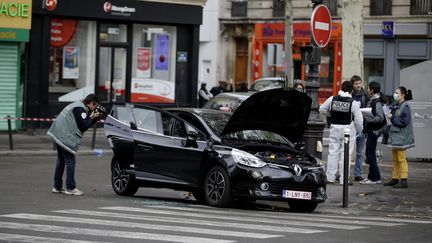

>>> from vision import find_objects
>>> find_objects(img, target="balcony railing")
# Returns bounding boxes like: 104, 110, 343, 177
231, 1, 248, 17
273, 0, 285, 17
410, 0, 432, 15
370, 0, 392, 16
323, 0, 338, 16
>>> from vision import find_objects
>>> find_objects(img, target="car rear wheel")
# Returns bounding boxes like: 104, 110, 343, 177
111, 159, 139, 196
204, 166, 232, 207
288, 199, 318, 213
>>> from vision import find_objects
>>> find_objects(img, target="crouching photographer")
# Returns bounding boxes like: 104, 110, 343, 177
47, 94, 102, 196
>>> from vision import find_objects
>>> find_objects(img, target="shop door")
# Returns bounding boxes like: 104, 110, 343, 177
98, 47, 127, 103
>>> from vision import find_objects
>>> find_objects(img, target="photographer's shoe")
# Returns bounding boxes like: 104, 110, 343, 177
64, 188, 83, 196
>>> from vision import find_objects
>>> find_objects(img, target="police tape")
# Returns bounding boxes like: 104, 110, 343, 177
1, 116, 105, 123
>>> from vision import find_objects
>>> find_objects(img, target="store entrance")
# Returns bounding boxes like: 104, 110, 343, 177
97, 46, 127, 103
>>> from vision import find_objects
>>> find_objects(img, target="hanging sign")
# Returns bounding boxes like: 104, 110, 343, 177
137, 47, 151, 78
155, 34, 169, 70
50, 18, 77, 47
62, 46, 79, 79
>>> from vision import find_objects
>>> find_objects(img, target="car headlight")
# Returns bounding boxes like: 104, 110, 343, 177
231, 148, 267, 168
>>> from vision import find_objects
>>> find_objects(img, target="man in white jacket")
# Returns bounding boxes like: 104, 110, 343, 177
319, 81, 363, 185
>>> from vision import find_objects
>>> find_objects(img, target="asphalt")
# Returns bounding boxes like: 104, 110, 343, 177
0, 128, 431, 219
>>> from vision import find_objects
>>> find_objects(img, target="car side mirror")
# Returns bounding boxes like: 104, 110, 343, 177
130, 122, 137, 130
183, 131, 198, 148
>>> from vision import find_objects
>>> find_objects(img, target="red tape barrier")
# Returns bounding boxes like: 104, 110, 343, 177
1, 116, 105, 123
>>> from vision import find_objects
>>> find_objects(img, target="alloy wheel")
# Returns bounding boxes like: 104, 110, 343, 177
206, 171, 226, 202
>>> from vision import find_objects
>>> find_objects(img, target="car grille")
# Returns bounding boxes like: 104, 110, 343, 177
269, 182, 320, 197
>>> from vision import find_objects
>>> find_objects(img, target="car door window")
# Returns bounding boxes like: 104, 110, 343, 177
173, 120, 187, 138
132, 108, 160, 133
115, 106, 130, 125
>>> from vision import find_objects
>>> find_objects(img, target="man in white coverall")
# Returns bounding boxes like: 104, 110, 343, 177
319, 81, 363, 185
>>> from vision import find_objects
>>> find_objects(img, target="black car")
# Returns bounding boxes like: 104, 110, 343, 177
104, 89, 327, 212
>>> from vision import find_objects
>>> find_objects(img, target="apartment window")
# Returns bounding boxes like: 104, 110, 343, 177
273, 0, 285, 17
323, 0, 337, 16
370, 0, 392, 16
410, 0, 432, 15
232, 1, 247, 17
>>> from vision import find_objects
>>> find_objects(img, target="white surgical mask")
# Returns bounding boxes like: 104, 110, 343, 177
393, 93, 400, 101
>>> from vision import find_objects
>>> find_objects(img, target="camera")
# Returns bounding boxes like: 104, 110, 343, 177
95, 104, 107, 114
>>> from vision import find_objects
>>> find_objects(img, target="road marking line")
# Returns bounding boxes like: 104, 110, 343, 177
0, 221, 233, 243
146, 205, 403, 227
54, 209, 325, 234
1, 213, 281, 239
0, 233, 107, 243
100, 206, 365, 230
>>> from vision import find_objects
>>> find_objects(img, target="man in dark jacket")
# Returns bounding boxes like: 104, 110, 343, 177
360, 82, 386, 185
48, 94, 102, 195
210, 80, 227, 97
350, 75, 369, 182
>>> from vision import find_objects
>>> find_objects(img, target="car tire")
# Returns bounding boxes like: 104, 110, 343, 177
111, 159, 139, 196
288, 199, 318, 213
204, 166, 232, 207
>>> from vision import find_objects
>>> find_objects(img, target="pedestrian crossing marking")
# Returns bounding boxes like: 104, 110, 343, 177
0, 221, 233, 243
1, 213, 282, 239
0, 233, 109, 243
55, 209, 325, 234
145, 205, 405, 227
100, 206, 367, 230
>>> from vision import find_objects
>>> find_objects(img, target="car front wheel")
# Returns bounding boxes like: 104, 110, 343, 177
111, 159, 139, 196
288, 199, 318, 213
204, 166, 232, 207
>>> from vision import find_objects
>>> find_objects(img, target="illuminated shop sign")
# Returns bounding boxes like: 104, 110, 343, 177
0, 0, 32, 29
103, 1, 136, 16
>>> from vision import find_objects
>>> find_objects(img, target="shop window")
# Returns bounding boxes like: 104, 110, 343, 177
99, 23, 127, 43
400, 59, 425, 70
410, 0, 432, 15
370, 0, 392, 16
317, 45, 334, 100
364, 59, 384, 89
131, 24, 177, 103
48, 19, 97, 102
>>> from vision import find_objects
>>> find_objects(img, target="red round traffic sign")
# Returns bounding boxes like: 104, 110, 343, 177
310, 5, 332, 48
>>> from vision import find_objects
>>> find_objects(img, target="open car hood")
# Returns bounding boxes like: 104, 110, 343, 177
221, 89, 312, 142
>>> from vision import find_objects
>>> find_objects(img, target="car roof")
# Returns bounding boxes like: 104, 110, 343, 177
213, 92, 254, 100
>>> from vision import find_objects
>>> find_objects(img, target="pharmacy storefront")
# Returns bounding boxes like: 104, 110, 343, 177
27, 0, 202, 121
0, 0, 31, 130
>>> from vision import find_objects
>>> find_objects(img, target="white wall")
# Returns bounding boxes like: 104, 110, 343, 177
198, 0, 219, 90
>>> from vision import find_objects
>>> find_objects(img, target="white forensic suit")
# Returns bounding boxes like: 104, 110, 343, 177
319, 90, 363, 184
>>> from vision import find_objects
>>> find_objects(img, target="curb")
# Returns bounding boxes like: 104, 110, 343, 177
0, 149, 113, 156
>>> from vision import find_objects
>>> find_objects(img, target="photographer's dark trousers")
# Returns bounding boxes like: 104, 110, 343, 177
53, 144, 77, 190
365, 132, 381, 181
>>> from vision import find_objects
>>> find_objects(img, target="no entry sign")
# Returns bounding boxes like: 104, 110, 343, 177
310, 5, 332, 48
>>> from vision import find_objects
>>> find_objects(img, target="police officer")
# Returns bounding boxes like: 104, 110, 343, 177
320, 81, 363, 185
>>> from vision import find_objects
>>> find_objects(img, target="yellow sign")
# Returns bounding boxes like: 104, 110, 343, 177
0, 0, 32, 29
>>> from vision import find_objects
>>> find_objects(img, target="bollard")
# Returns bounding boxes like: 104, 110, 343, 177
91, 124, 97, 150
7, 115, 13, 151
342, 128, 350, 208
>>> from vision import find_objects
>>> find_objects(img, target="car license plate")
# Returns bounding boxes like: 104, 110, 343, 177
282, 190, 312, 200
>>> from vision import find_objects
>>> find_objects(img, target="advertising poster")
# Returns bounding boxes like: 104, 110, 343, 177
131, 78, 175, 103
63, 46, 79, 79
137, 47, 151, 77
155, 34, 169, 70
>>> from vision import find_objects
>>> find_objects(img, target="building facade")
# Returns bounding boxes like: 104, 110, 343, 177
218, 0, 432, 96
22, 0, 204, 129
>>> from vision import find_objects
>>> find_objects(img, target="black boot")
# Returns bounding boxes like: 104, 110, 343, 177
393, 179, 408, 188
383, 179, 399, 186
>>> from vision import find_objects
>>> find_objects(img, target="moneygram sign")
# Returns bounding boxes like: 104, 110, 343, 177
103, 2, 135, 17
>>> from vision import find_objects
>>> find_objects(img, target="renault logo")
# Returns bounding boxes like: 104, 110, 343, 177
293, 164, 302, 176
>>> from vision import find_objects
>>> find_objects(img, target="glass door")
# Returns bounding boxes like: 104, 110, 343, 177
98, 47, 127, 103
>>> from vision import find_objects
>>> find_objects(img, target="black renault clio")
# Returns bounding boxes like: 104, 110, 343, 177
104, 89, 327, 212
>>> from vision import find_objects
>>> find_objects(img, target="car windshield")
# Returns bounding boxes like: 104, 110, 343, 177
200, 112, 292, 146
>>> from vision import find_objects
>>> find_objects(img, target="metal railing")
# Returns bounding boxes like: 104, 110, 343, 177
410, 0, 432, 15
370, 0, 392, 16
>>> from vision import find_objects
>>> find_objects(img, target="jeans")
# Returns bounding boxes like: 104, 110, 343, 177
354, 133, 366, 177
365, 132, 381, 181
53, 144, 77, 190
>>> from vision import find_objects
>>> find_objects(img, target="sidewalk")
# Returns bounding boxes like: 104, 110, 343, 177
0, 128, 112, 156
1, 129, 431, 218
